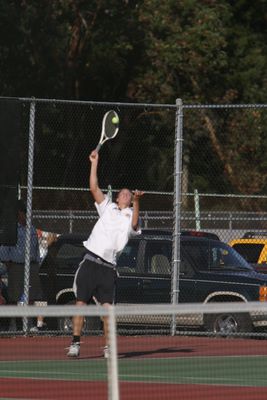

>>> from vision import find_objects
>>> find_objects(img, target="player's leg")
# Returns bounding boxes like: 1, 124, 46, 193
102, 303, 112, 358
72, 300, 86, 336
67, 300, 87, 357
67, 259, 96, 357
96, 266, 117, 358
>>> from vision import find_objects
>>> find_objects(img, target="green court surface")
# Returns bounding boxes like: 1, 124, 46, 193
1, 355, 267, 387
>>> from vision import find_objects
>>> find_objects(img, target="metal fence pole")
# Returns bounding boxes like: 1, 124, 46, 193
107, 184, 112, 201
69, 210, 73, 233
194, 189, 201, 231
171, 98, 183, 336
23, 99, 36, 332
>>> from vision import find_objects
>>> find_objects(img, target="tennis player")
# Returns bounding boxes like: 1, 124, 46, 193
67, 150, 144, 358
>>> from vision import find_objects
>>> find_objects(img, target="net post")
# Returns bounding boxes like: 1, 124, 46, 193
107, 305, 120, 400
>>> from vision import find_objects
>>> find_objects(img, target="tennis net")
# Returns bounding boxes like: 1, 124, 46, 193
1, 302, 267, 400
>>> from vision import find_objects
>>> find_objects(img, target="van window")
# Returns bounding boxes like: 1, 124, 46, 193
145, 241, 171, 275
116, 241, 139, 273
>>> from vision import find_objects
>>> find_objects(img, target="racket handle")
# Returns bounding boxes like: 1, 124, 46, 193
95, 143, 102, 152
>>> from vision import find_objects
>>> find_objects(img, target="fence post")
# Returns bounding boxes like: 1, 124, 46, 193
108, 185, 112, 201
144, 211, 148, 228
171, 98, 183, 336
69, 210, 73, 233
23, 99, 36, 332
194, 189, 201, 231
229, 211, 233, 232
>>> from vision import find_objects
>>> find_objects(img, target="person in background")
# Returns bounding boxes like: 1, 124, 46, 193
0, 261, 7, 277
0, 199, 46, 331
0, 261, 7, 305
30, 232, 59, 333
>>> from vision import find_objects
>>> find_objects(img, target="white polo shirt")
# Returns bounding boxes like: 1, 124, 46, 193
83, 196, 140, 265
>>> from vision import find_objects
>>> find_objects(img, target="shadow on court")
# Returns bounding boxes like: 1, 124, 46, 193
119, 347, 195, 358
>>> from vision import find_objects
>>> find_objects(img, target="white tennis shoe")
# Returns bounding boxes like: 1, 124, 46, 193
103, 345, 110, 359
67, 342, 80, 357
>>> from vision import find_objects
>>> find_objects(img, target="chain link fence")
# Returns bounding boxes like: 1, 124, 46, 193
1, 97, 267, 336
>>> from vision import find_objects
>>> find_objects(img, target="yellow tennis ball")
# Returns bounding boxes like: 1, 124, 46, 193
112, 116, 119, 124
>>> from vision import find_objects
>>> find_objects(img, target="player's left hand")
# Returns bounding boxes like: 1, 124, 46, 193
89, 150, 99, 163
132, 190, 144, 201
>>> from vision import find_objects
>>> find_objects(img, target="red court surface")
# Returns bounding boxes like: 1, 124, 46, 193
1, 378, 267, 400
1, 335, 267, 399
1, 335, 267, 360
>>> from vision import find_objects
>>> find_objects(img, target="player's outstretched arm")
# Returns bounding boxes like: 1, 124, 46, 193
89, 150, 105, 204
132, 190, 144, 230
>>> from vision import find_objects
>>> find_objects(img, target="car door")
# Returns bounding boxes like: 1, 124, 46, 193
141, 239, 199, 304
141, 239, 172, 303
140, 238, 200, 327
181, 239, 213, 303
115, 238, 143, 304
178, 244, 197, 303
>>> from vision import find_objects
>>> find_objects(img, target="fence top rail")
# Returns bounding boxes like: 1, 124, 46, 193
0, 96, 177, 109
21, 185, 173, 195
184, 103, 267, 109
0, 96, 266, 109
21, 185, 267, 199
191, 193, 267, 199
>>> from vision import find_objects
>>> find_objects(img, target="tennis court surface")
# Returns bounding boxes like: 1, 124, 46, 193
1, 335, 267, 399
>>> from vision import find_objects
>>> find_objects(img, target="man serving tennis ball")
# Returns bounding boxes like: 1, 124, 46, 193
67, 150, 144, 358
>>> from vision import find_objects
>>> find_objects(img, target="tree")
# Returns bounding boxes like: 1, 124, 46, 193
0, 0, 266, 198
126, 0, 267, 195
0, 0, 142, 100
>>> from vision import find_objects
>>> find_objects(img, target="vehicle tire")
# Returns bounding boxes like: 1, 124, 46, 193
57, 302, 102, 335
204, 312, 253, 337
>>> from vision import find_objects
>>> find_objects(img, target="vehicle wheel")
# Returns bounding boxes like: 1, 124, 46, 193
204, 312, 253, 337
57, 302, 102, 335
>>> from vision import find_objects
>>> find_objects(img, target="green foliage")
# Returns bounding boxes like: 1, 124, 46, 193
0, 0, 141, 99
0, 0, 266, 196
129, 0, 231, 103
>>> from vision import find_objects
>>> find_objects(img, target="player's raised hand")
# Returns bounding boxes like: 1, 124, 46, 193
89, 150, 99, 163
132, 190, 144, 201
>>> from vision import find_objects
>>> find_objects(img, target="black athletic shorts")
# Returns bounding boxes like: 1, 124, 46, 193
73, 258, 117, 304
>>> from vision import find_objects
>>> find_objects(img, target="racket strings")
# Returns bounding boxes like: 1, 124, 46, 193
105, 113, 118, 138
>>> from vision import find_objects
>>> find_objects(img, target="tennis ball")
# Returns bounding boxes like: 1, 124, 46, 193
112, 116, 119, 124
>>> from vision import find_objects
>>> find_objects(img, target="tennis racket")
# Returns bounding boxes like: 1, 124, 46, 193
95, 110, 119, 152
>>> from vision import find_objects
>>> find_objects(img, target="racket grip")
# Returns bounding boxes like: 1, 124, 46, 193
95, 143, 102, 152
